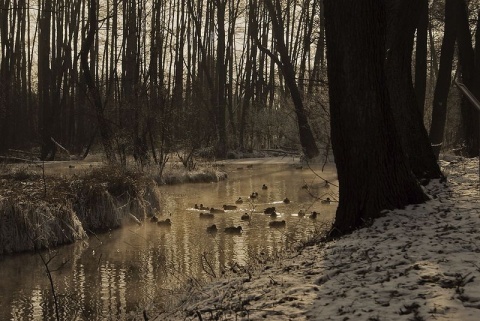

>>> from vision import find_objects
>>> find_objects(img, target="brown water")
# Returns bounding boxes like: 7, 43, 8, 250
0, 160, 337, 320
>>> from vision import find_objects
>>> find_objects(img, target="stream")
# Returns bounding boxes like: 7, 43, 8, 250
0, 159, 338, 320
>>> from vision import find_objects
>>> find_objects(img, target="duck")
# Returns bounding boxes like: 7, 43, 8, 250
283, 198, 291, 204
241, 213, 250, 221
194, 204, 199, 209
250, 192, 258, 199
270, 211, 278, 218
298, 209, 306, 217
150, 215, 159, 223
235, 197, 244, 204
262, 184, 268, 190
269, 220, 286, 228
206, 224, 218, 233
264, 207, 276, 215
321, 198, 331, 204
199, 204, 209, 210
157, 218, 172, 226
223, 204, 237, 210
324, 181, 330, 188
309, 211, 318, 219
210, 207, 225, 214
199, 212, 214, 219
224, 226, 242, 234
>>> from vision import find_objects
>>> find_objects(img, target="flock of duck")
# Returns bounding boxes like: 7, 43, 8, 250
149, 183, 333, 235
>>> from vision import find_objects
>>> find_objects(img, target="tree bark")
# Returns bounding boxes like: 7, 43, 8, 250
456, 0, 479, 157
415, 0, 428, 118
429, 0, 456, 158
385, 0, 443, 179
324, 0, 428, 235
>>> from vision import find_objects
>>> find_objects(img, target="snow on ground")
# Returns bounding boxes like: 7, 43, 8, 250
160, 156, 480, 321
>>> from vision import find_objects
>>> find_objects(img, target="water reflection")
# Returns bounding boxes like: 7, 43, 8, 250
0, 162, 337, 320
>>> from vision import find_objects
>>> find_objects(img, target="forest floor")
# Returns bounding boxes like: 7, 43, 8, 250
160, 155, 480, 321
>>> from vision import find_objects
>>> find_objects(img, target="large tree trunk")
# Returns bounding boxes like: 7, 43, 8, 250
456, 0, 479, 157
385, 0, 442, 179
429, 0, 456, 158
324, 0, 428, 235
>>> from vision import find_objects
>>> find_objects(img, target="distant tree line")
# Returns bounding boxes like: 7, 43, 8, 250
1, 0, 478, 164
0, 0, 328, 163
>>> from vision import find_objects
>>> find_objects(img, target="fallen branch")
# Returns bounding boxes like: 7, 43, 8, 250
51, 137, 71, 158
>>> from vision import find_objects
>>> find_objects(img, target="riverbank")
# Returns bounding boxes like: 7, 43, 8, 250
0, 161, 227, 255
159, 156, 480, 321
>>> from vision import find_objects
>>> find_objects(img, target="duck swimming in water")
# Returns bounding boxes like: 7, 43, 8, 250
309, 211, 318, 219
262, 184, 268, 190
157, 218, 172, 226
224, 226, 242, 234
210, 207, 225, 213
223, 204, 237, 210
269, 220, 286, 228
235, 197, 243, 204
283, 198, 291, 204
264, 207, 276, 215
321, 198, 331, 204
199, 212, 214, 219
206, 224, 218, 233
241, 213, 250, 221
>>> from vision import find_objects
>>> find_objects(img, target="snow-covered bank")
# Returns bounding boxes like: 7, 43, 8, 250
160, 156, 480, 321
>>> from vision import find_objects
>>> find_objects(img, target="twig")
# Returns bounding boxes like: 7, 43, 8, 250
36, 249, 60, 321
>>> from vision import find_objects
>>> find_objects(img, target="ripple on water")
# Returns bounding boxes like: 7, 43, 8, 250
1, 163, 338, 320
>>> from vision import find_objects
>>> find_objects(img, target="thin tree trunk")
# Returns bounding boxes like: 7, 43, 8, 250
80, 0, 117, 163
263, 0, 320, 159
415, 0, 428, 118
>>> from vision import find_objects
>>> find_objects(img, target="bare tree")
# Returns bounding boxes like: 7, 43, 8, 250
259, 0, 320, 159
80, 0, 117, 163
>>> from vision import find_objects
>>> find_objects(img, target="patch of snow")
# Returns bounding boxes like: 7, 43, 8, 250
156, 156, 480, 321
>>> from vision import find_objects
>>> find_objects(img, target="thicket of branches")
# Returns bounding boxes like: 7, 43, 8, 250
0, 0, 478, 163
0, 0, 328, 163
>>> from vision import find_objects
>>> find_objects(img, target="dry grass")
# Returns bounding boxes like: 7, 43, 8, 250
0, 165, 160, 254
0, 198, 86, 255
0, 160, 223, 254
